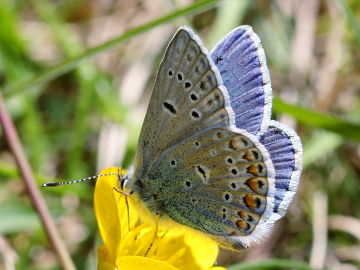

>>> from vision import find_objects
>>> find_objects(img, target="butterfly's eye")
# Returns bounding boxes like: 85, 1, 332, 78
194, 140, 200, 148
168, 69, 173, 77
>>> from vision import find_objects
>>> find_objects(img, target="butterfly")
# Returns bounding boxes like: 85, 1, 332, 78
41, 25, 303, 250
130, 26, 302, 250
123, 26, 303, 250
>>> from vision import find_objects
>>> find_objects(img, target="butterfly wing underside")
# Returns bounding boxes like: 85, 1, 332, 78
133, 27, 234, 180
144, 126, 276, 249
131, 27, 279, 249
211, 26, 303, 222
211, 26, 272, 136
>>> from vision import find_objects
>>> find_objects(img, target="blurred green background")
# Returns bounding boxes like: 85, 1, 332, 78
0, 0, 359, 269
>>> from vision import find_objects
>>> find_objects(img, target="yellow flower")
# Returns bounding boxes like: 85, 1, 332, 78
94, 167, 226, 270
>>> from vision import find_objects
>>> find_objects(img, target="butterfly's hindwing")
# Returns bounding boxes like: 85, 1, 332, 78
259, 120, 303, 217
136, 127, 276, 249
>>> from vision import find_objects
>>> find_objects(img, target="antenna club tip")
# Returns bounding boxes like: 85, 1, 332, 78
41, 182, 58, 187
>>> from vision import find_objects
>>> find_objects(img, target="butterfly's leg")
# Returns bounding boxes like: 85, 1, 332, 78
124, 194, 131, 231
113, 187, 133, 195
145, 214, 160, 256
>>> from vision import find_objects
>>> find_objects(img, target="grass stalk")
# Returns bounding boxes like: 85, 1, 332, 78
0, 91, 76, 270
4, 0, 219, 97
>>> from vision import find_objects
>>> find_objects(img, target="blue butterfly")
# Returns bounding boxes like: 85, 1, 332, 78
125, 26, 303, 250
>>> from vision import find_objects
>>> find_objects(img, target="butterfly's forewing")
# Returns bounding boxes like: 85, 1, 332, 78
130, 27, 277, 249
134, 27, 234, 180
211, 26, 272, 136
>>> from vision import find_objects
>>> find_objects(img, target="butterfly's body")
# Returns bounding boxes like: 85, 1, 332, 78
126, 26, 302, 250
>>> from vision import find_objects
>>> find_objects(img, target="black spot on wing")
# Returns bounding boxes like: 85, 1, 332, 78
163, 102, 177, 114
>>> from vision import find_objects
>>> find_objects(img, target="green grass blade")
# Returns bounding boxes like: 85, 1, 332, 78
303, 131, 343, 168
31, 0, 103, 177
228, 259, 320, 270
273, 98, 360, 142
0, 1, 50, 172
4, 0, 219, 96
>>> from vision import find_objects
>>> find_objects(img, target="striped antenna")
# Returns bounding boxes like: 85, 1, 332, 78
41, 173, 126, 187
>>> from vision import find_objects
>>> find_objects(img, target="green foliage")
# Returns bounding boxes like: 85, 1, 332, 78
0, 0, 359, 269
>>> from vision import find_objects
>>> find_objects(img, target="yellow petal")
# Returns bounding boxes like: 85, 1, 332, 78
95, 167, 223, 270
94, 167, 126, 264
156, 226, 219, 270
183, 231, 219, 269
117, 256, 179, 270
142, 225, 218, 270
98, 262, 117, 270
97, 245, 111, 265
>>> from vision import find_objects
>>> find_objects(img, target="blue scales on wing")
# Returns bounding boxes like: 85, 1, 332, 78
211, 26, 272, 136
259, 121, 302, 217
211, 26, 302, 219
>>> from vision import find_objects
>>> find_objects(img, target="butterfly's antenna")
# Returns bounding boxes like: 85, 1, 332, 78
41, 173, 125, 187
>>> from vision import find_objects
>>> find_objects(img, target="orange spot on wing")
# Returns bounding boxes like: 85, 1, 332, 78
236, 220, 246, 229
242, 151, 254, 161
236, 220, 250, 230
243, 195, 261, 210
238, 211, 246, 219
247, 164, 258, 175
245, 178, 259, 192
